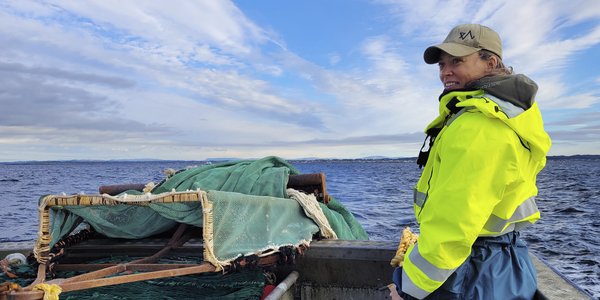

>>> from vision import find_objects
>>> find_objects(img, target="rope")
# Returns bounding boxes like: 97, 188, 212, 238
0, 282, 21, 293
142, 182, 155, 193
33, 283, 62, 300
34, 195, 52, 264
390, 227, 418, 267
201, 192, 227, 272
33, 190, 206, 263
287, 188, 337, 239
40, 190, 205, 208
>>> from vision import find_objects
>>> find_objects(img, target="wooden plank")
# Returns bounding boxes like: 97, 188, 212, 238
58, 263, 216, 292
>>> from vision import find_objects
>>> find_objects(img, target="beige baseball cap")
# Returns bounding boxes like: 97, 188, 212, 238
423, 24, 502, 64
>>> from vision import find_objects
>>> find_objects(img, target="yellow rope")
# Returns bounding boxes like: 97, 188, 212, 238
33, 283, 62, 300
390, 227, 419, 267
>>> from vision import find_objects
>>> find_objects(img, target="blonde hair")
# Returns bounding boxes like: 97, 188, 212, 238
479, 50, 513, 75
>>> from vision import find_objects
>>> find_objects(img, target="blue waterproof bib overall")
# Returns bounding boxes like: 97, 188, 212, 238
393, 231, 536, 300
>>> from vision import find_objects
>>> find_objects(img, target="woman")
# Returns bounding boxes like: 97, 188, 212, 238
392, 24, 552, 299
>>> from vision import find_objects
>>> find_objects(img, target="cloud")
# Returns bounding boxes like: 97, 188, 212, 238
284, 132, 423, 146
546, 110, 600, 130
1, 1, 599, 160
504, 15, 600, 76
0, 61, 135, 88
0, 2, 322, 130
376, 0, 476, 38
44, 1, 268, 56
328, 53, 341, 65
271, 36, 438, 139
536, 76, 600, 109
0, 73, 175, 141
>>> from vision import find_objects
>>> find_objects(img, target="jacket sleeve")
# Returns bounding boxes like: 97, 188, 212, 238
402, 112, 520, 299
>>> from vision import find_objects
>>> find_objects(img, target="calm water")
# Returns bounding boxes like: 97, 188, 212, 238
0, 157, 598, 298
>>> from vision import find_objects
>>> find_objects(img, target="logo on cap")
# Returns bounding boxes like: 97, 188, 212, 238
459, 30, 475, 40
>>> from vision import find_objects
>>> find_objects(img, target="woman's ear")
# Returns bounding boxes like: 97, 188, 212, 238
487, 56, 499, 70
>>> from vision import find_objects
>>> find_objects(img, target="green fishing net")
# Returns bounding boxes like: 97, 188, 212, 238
49, 156, 366, 246
11, 156, 371, 299
46, 156, 368, 266
203, 190, 319, 269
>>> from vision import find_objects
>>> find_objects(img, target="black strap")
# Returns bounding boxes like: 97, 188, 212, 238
416, 97, 464, 168
416, 144, 430, 169
446, 97, 462, 114
416, 127, 442, 169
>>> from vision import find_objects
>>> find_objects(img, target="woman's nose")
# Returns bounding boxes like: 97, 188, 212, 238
440, 65, 452, 76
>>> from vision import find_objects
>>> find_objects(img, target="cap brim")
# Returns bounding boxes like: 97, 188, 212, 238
423, 43, 481, 64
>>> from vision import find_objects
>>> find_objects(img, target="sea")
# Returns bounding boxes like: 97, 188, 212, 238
0, 157, 598, 298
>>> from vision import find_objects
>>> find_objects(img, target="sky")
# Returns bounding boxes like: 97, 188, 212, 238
1, 0, 599, 162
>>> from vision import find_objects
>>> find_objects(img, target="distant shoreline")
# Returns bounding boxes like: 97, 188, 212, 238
1, 154, 599, 164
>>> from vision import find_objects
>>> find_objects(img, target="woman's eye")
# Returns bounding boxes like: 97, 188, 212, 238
452, 58, 462, 64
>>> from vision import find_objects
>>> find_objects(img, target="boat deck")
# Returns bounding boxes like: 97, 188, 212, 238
1, 238, 592, 299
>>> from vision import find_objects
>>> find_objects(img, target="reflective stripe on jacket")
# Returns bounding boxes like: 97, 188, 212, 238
402, 88, 551, 299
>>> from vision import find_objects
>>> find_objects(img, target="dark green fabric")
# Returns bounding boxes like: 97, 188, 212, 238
148, 156, 296, 228
49, 203, 178, 246
320, 197, 369, 240
152, 156, 298, 196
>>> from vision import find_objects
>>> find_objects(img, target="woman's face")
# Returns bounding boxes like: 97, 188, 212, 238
438, 52, 491, 91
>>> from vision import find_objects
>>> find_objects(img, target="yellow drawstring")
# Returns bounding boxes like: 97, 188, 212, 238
34, 283, 62, 300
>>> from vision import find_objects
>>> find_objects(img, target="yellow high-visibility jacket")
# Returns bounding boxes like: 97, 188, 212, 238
402, 74, 551, 299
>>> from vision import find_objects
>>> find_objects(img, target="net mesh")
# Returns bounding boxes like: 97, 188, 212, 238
203, 190, 318, 269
